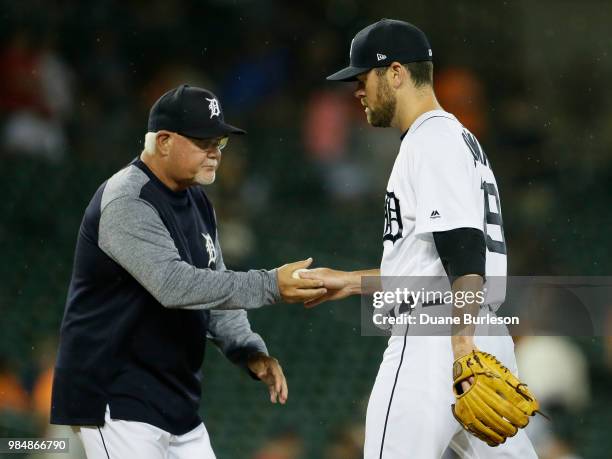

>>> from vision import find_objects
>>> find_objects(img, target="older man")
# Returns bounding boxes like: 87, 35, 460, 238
50, 85, 326, 459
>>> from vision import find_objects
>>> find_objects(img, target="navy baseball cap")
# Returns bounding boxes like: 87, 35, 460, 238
148, 84, 246, 138
327, 19, 432, 82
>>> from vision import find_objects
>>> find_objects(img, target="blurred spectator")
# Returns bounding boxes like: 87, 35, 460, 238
39, 35, 74, 121
32, 366, 53, 422
30, 337, 59, 425
434, 66, 487, 139
0, 30, 72, 161
0, 357, 29, 413
252, 427, 304, 459
303, 89, 351, 163
516, 336, 590, 458
2, 112, 66, 161
302, 88, 381, 201
0, 31, 46, 114
323, 423, 364, 459
516, 336, 590, 412
28, 338, 87, 459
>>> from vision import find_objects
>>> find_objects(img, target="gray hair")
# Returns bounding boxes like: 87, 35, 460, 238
142, 132, 158, 155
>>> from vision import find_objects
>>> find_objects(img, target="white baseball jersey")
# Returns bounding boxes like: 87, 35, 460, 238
380, 110, 507, 307
368, 114, 536, 459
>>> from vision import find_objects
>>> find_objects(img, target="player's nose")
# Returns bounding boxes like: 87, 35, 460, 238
354, 87, 366, 99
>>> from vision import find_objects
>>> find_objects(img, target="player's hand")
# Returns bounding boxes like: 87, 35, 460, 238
452, 338, 478, 393
247, 353, 288, 404
298, 268, 354, 308
276, 258, 327, 304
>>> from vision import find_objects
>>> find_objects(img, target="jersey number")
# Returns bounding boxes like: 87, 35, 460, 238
481, 182, 507, 255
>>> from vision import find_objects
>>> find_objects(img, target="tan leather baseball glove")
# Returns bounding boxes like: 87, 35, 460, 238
451, 351, 540, 447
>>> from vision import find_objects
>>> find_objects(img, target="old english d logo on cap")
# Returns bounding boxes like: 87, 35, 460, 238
206, 97, 221, 119
148, 85, 246, 138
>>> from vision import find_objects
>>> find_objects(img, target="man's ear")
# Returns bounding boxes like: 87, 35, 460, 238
389, 61, 406, 89
156, 131, 173, 156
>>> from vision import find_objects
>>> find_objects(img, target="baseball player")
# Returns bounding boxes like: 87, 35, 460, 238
50, 85, 327, 459
301, 20, 540, 458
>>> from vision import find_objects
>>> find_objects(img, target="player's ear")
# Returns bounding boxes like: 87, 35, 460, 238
156, 131, 173, 157
389, 62, 405, 89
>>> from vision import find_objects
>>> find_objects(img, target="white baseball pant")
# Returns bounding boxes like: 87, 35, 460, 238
364, 334, 538, 458
73, 406, 216, 459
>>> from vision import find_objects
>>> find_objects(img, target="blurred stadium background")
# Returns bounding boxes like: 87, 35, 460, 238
1, 0, 611, 458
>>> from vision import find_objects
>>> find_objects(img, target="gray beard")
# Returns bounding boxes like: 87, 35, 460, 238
195, 172, 216, 186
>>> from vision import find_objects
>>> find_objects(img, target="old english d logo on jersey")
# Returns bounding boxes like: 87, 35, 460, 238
202, 232, 217, 268
383, 191, 403, 244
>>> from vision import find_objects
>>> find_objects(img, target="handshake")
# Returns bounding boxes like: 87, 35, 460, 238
276, 258, 360, 307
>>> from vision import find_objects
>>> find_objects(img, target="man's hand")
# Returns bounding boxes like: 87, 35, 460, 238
298, 268, 357, 308
450, 274, 483, 394
277, 258, 327, 304
247, 353, 288, 404
452, 336, 478, 393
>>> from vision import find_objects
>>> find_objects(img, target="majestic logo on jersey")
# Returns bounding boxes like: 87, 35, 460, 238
206, 97, 221, 118
202, 233, 217, 267
462, 130, 489, 168
430, 210, 441, 219
383, 191, 403, 244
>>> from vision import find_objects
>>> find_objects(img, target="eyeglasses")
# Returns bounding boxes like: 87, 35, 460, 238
184, 135, 229, 151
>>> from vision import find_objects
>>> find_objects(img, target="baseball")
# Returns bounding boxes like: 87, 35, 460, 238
292, 268, 310, 279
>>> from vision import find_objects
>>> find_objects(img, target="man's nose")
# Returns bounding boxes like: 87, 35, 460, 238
354, 87, 365, 99
207, 148, 220, 159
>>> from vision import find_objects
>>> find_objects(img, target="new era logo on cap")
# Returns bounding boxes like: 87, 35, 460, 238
377, 53, 387, 61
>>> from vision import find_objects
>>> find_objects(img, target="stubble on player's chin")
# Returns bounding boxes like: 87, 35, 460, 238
369, 111, 393, 128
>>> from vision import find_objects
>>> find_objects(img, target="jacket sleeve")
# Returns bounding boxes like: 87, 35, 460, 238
98, 196, 281, 310
207, 233, 269, 377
